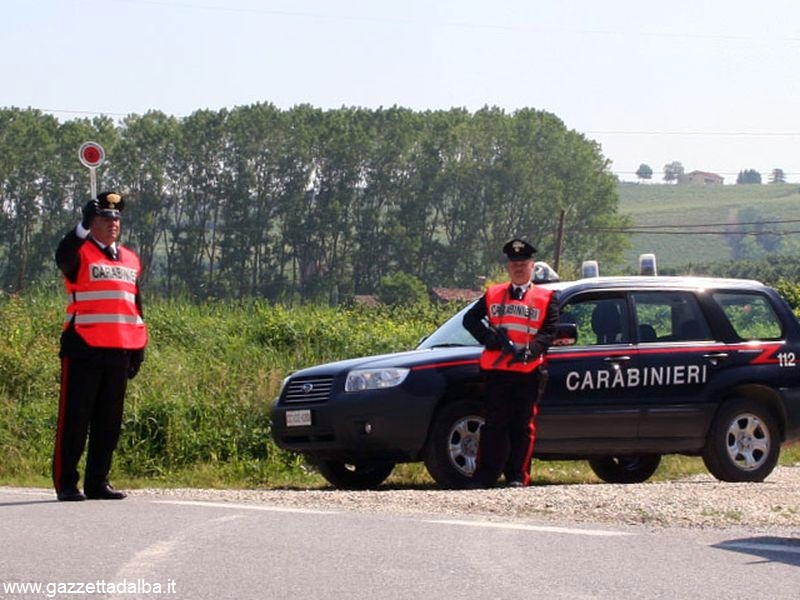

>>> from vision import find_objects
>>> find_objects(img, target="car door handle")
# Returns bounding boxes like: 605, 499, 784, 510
703, 352, 729, 366
603, 355, 631, 370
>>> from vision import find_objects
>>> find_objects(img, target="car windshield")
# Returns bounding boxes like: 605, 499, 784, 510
416, 302, 483, 349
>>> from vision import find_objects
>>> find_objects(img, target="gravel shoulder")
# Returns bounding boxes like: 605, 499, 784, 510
137, 465, 800, 532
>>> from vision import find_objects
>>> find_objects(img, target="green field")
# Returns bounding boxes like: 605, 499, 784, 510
617, 182, 800, 271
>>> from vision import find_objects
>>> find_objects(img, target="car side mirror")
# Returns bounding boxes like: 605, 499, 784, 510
553, 322, 578, 347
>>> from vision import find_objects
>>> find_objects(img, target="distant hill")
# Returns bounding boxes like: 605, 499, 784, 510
616, 182, 800, 270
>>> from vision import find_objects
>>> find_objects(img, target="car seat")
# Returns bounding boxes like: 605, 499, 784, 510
591, 302, 622, 344
638, 324, 658, 342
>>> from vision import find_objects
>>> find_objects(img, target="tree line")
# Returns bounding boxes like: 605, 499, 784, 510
635, 162, 787, 184
0, 105, 627, 302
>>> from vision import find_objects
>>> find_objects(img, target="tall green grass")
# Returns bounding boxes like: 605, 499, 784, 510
2, 291, 798, 491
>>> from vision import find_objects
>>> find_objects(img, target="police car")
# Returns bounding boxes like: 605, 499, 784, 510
271, 268, 800, 489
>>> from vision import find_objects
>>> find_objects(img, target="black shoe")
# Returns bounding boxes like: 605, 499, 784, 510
56, 489, 86, 502
85, 483, 127, 500
507, 480, 526, 488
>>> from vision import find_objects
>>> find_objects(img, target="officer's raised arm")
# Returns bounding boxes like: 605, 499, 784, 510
55, 198, 99, 281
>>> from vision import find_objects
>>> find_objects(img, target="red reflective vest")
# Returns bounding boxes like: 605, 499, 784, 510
63, 241, 148, 350
479, 283, 554, 373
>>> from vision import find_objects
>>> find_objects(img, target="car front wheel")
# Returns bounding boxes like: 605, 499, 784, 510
588, 454, 661, 483
702, 398, 780, 482
314, 460, 395, 490
423, 399, 484, 489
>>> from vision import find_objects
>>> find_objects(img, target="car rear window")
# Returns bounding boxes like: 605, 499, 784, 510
712, 292, 783, 341
632, 291, 711, 342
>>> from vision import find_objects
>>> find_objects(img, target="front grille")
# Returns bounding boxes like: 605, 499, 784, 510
283, 376, 334, 404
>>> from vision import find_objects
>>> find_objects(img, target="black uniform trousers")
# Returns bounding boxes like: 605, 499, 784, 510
473, 369, 541, 487
53, 356, 128, 493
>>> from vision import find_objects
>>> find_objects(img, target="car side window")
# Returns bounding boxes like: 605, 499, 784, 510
712, 292, 783, 341
560, 296, 630, 346
631, 291, 711, 342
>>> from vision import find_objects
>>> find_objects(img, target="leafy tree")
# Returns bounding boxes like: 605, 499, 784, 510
0, 109, 117, 292
224, 103, 297, 298
662, 161, 684, 183
376, 272, 429, 306
736, 169, 762, 184
769, 168, 786, 184
288, 107, 367, 302
726, 207, 781, 259
635, 164, 653, 181
180, 109, 233, 298
113, 111, 180, 289
351, 106, 420, 294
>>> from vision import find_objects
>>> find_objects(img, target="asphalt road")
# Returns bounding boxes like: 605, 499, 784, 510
2, 486, 799, 600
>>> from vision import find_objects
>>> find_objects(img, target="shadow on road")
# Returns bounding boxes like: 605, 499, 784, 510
713, 536, 800, 567
0, 498, 58, 507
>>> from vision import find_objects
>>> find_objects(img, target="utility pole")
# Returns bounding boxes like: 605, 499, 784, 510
554, 209, 565, 271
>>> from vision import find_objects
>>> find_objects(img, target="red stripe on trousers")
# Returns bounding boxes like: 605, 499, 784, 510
521, 403, 539, 486
53, 356, 69, 492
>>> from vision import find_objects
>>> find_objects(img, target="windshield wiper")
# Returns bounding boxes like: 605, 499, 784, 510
426, 343, 475, 348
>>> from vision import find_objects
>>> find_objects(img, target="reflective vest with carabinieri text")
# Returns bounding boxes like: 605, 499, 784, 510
479, 283, 553, 373
63, 241, 148, 350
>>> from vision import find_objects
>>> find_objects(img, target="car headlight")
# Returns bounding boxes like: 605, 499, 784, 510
274, 375, 292, 404
345, 368, 410, 392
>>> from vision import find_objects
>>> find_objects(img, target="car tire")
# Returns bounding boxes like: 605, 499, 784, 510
702, 398, 780, 482
588, 454, 661, 484
423, 399, 484, 489
314, 460, 395, 490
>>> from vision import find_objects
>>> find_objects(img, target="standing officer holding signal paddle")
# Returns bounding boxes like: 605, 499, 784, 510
52, 191, 148, 501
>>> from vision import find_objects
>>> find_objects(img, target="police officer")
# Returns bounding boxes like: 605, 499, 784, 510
53, 191, 148, 501
463, 238, 559, 488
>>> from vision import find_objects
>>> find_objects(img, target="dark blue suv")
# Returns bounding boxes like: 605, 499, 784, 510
271, 275, 800, 489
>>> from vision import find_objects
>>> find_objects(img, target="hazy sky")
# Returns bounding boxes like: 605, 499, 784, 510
5, 0, 800, 182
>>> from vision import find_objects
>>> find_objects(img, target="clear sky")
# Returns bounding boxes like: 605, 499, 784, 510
5, 0, 800, 182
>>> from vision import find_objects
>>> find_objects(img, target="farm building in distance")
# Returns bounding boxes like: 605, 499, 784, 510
685, 170, 724, 185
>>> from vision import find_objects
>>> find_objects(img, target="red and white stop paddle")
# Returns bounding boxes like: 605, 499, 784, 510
78, 141, 106, 198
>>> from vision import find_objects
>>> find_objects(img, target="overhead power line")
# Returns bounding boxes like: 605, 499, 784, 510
588, 130, 800, 137
616, 172, 800, 177
590, 229, 800, 236
613, 219, 800, 229
590, 218, 800, 237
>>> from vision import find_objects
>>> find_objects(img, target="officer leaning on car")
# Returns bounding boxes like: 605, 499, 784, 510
52, 191, 148, 502
463, 237, 560, 488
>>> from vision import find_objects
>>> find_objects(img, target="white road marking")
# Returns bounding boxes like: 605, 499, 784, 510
156, 500, 630, 535
113, 513, 244, 593
423, 518, 633, 536
114, 539, 177, 579
154, 499, 339, 514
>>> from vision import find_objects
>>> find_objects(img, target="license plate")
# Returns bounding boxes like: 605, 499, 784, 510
286, 409, 312, 427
